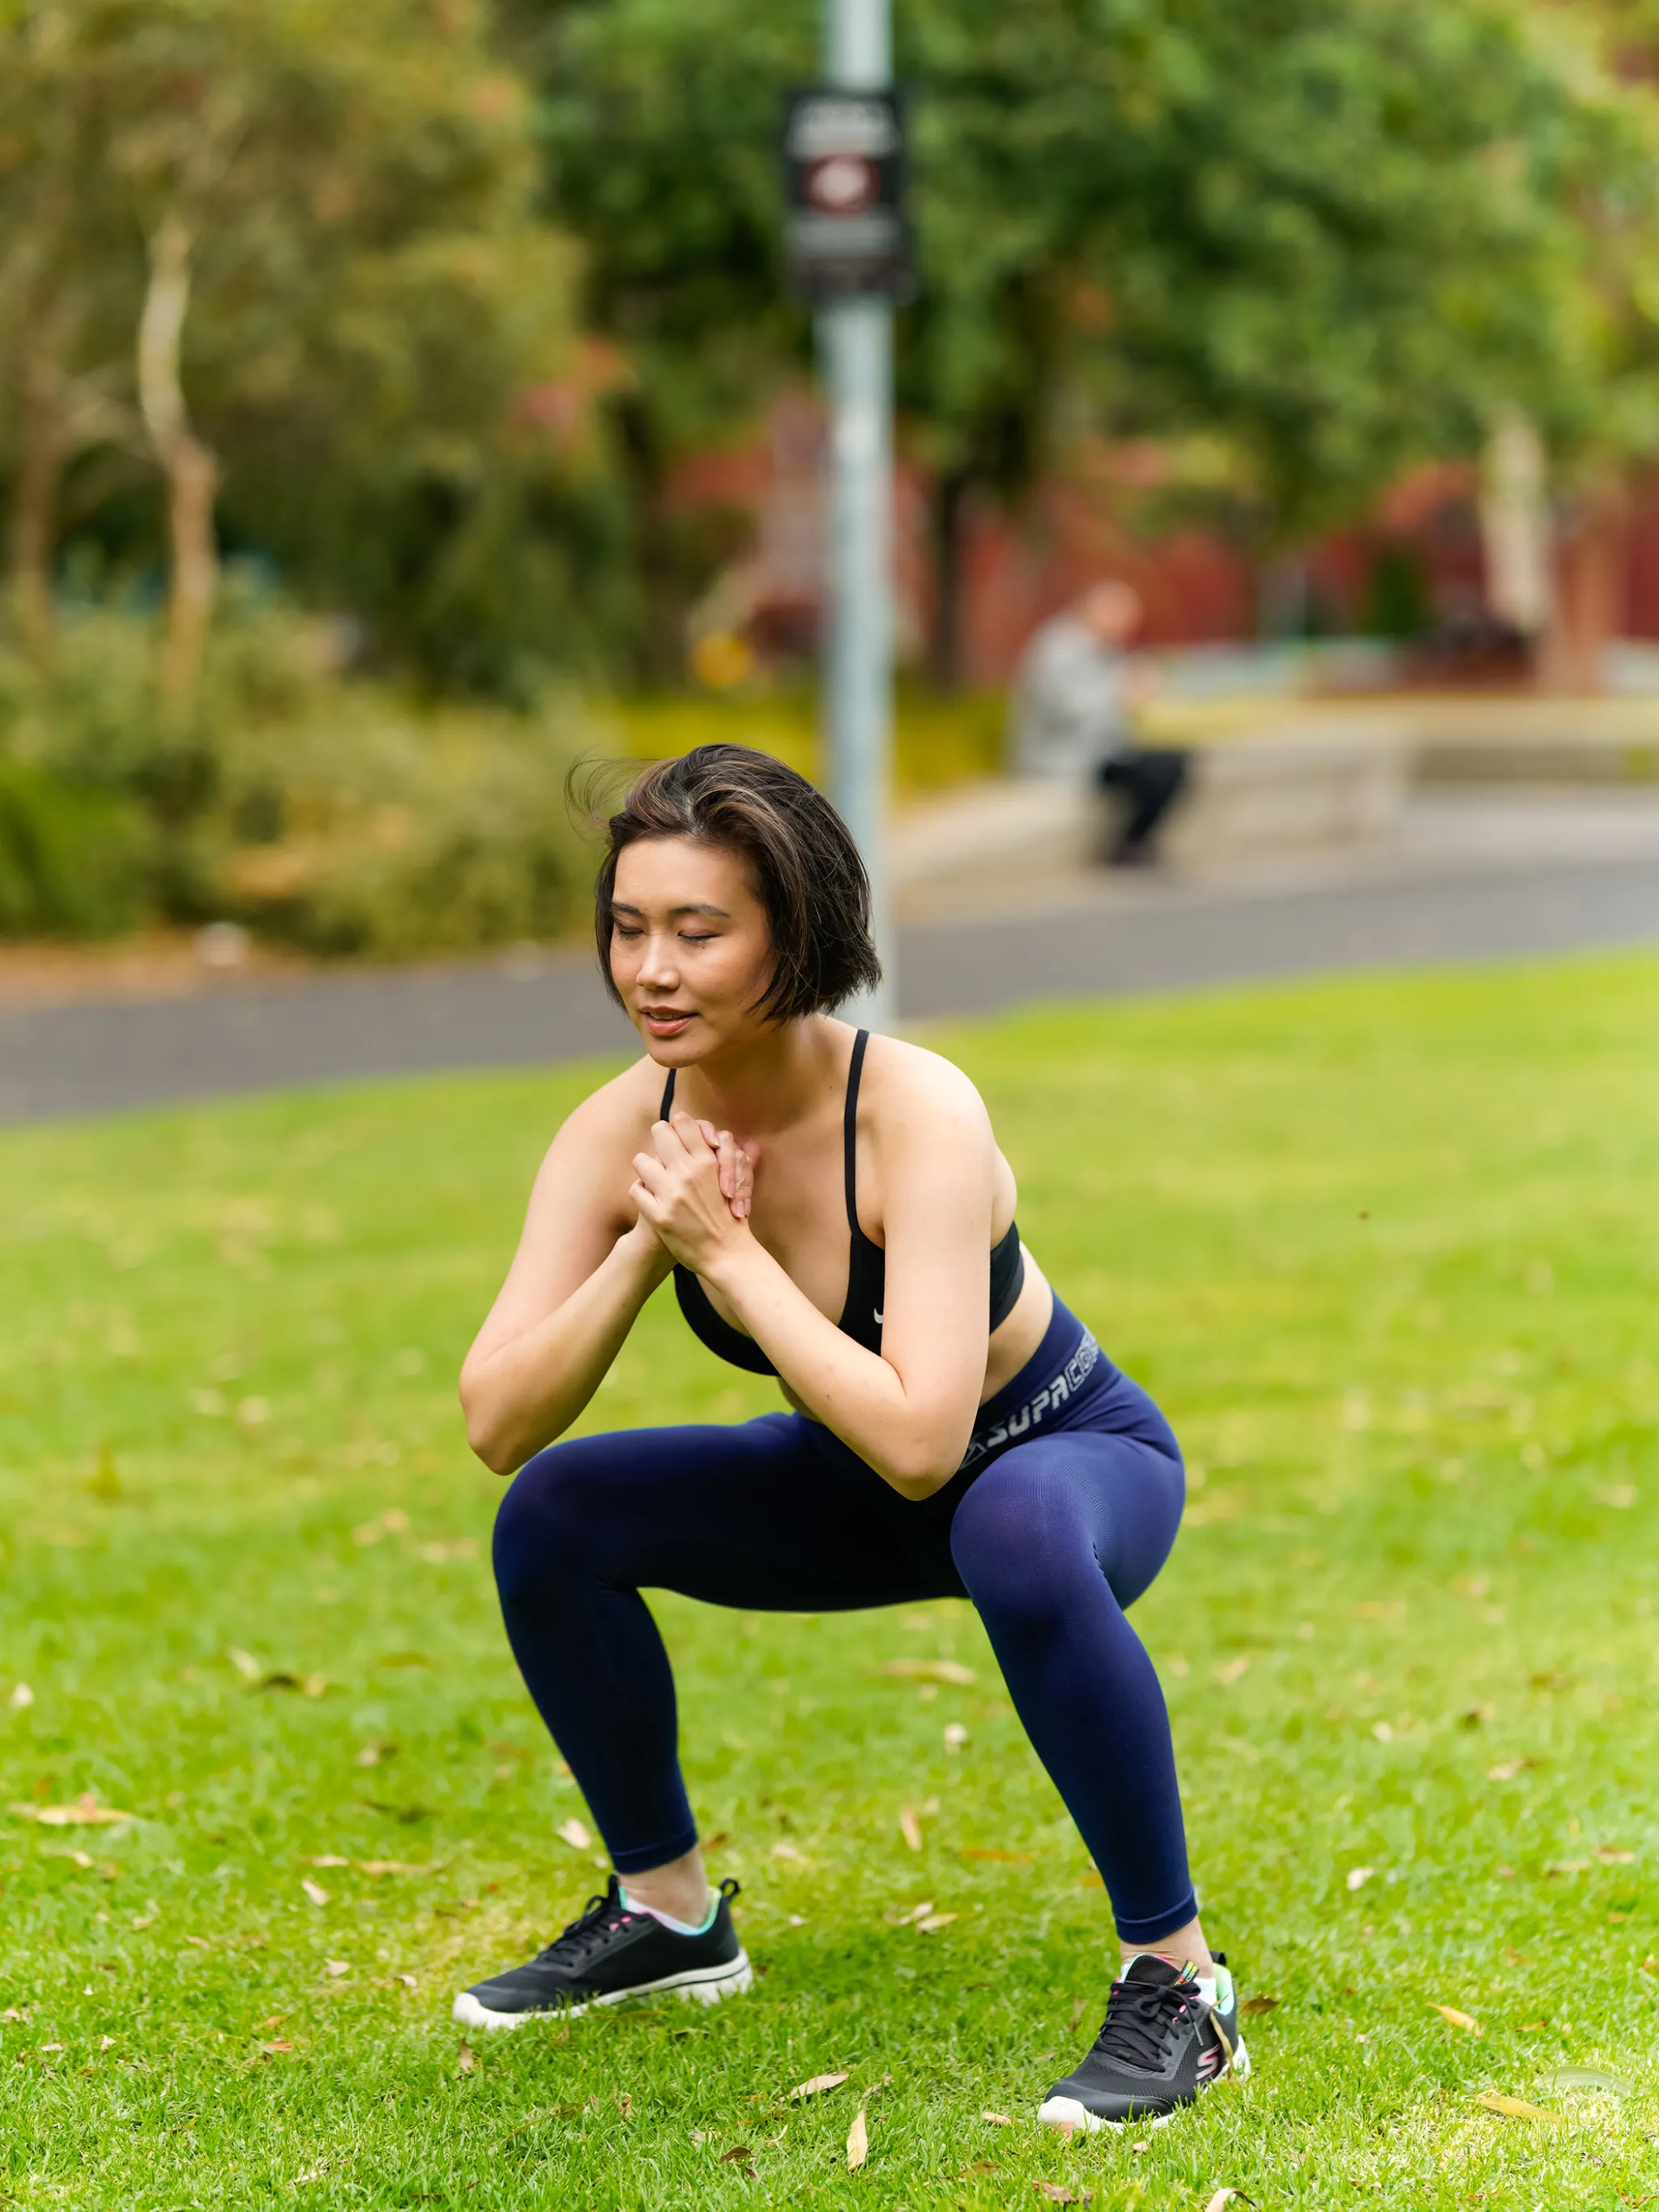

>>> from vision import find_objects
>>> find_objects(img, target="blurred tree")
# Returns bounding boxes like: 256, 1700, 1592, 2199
0, 4, 142, 662
0, 0, 612, 700
517, 0, 1635, 684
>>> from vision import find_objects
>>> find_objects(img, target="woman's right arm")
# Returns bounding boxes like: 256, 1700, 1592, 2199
458, 1077, 673, 1475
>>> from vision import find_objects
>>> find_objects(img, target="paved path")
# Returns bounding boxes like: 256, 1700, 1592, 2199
3, 846, 1657, 1123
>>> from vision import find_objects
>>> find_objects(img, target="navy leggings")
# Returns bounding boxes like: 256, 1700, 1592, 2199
493, 1300, 1196, 1943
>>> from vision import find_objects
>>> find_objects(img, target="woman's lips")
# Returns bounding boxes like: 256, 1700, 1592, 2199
642, 1008, 696, 1035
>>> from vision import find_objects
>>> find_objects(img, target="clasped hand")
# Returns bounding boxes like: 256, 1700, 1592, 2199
631, 1110, 758, 1275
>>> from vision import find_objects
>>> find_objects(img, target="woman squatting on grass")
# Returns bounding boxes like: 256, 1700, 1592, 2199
454, 744, 1247, 2129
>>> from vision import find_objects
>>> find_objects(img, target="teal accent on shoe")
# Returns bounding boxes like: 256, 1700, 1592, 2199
621, 1886, 719, 1937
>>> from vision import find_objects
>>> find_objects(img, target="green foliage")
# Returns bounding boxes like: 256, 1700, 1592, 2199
0, 596, 589, 951
525, 0, 1637, 557
0, 0, 628, 694
0, 759, 151, 936
2, 953, 1657, 2202
215, 699, 589, 957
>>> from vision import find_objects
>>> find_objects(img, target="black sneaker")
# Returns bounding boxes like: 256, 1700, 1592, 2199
452, 1876, 752, 2030
1038, 1952, 1248, 2130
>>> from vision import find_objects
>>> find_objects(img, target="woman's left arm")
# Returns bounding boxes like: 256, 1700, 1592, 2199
633, 1074, 993, 1498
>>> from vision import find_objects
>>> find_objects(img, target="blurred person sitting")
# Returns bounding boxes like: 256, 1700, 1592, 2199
1011, 581, 1190, 867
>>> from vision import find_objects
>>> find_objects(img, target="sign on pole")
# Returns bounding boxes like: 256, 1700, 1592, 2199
783, 89, 913, 306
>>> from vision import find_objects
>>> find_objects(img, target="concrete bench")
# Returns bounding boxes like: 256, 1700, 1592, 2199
1160, 725, 1410, 870
893, 724, 1411, 901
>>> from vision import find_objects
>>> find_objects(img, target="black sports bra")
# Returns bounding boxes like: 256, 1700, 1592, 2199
662, 1029, 1026, 1377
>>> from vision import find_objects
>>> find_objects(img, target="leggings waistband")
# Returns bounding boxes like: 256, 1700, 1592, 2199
959, 1297, 1118, 1471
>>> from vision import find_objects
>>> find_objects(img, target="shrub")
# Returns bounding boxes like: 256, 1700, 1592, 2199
215, 705, 588, 955
0, 597, 591, 953
0, 761, 153, 937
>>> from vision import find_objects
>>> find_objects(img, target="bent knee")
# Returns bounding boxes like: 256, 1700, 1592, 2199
949, 1461, 1096, 1619
493, 1437, 608, 1599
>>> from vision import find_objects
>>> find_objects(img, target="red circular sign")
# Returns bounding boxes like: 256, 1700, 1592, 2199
805, 154, 879, 215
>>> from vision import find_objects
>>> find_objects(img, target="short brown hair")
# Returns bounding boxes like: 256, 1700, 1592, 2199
590, 744, 882, 1022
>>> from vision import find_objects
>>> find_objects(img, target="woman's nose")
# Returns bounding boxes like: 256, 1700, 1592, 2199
638, 933, 680, 987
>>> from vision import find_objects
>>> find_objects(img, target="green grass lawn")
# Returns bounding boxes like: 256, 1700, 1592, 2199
2, 952, 1657, 2210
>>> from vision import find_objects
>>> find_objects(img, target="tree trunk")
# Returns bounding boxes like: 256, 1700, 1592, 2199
1539, 487, 1625, 695
10, 351, 63, 662
137, 208, 220, 711
928, 466, 971, 693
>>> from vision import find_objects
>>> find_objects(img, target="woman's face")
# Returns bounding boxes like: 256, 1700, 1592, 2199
609, 836, 775, 1063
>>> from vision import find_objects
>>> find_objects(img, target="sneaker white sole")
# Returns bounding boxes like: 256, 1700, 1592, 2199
1037, 2033, 1251, 2133
451, 1950, 753, 2032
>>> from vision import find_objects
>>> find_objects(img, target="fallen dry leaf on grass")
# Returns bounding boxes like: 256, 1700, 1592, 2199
1240, 1993, 1281, 2017
1475, 2091, 1558, 2122
960, 1847, 1034, 1865
915, 1912, 957, 1933
899, 1807, 923, 1852
719, 2146, 753, 2167
11, 1793, 134, 1827
322, 1960, 350, 1979
307, 1855, 350, 1869
1431, 2004, 1481, 2035
456, 2041, 476, 2075
870, 1658, 977, 1686
301, 1877, 330, 1907
1202, 2192, 1251, 2212
770, 1839, 804, 1861
259, 2039, 294, 2057
1548, 2065, 1632, 2097
1036, 2187, 1092, 2205
885, 1901, 933, 1927
557, 1817, 591, 1851
359, 1860, 429, 1878
944, 1723, 969, 1752
1345, 1866, 1374, 1891
353, 1741, 395, 1768
9, 1683, 33, 1709
258, 2014, 288, 2031
982, 2110, 1013, 2125
227, 1647, 262, 1681
847, 2108, 869, 2171
788, 2073, 849, 2100
1595, 1846, 1636, 1865
1213, 1656, 1250, 1686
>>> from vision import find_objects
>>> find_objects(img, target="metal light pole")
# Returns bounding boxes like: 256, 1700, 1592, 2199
820, 0, 895, 1028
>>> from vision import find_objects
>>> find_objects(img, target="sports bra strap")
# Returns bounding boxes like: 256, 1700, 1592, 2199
843, 1029, 868, 1235
659, 1068, 676, 1118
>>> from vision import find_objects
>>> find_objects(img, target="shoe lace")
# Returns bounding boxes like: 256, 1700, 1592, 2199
535, 1886, 633, 1971
1090, 1973, 1196, 2073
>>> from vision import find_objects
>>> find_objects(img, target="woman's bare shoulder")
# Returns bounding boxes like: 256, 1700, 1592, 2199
861, 1032, 993, 1138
